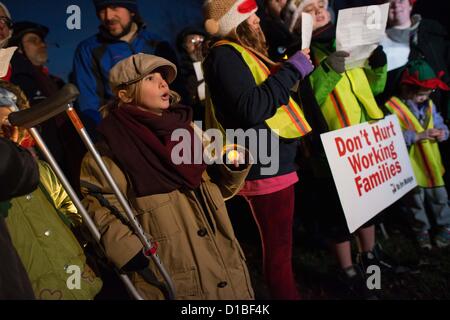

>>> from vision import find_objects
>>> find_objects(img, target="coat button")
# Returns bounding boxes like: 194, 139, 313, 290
26, 194, 32, 200
197, 228, 208, 237
44, 230, 51, 237
217, 281, 228, 288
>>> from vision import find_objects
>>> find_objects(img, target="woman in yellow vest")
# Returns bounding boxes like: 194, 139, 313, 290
284, 0, 405, 299
385, 59, 450, 250
203, 0, 314, 299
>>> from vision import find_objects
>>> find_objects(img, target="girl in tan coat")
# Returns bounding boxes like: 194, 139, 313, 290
80, 53, 254, 300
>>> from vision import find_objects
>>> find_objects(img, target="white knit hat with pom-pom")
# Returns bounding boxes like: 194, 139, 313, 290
203, 0, 258, 37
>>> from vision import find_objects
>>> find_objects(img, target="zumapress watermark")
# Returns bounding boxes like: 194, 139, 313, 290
171, 121, 280, 176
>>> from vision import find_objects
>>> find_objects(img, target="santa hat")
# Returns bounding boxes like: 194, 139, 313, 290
203, 0, 258, 37
284, 0, 329, 32
401, 59, 450, 91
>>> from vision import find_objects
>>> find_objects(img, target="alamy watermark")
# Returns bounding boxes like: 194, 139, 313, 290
366, 265, 381, 290
66, 265, 81, 290
171, 121, 280, 176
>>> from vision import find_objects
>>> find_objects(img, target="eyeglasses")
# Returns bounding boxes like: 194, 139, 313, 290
0, 16, 13, 29
189, 37, 204, 45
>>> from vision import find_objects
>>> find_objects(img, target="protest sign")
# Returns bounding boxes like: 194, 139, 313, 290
321, 115, 417, 232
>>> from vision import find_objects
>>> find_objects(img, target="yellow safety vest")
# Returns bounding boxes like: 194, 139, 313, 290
205, 40, 311, 140
312, 46, 384, 131
385, 97, 445, 187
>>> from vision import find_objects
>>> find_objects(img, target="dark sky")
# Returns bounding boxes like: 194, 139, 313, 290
3, 0, 204, 81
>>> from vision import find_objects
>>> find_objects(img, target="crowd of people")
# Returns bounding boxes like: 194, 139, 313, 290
0, 0, 449, 300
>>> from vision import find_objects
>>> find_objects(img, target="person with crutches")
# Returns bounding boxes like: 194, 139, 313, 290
79, 53, 255, 300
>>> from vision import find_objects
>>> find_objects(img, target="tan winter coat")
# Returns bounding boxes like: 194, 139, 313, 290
80, 144, 254, 300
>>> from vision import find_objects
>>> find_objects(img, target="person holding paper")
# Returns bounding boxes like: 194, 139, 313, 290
285, 0, 407, 299
203, 0, 314, 300
385, 59, 450, 250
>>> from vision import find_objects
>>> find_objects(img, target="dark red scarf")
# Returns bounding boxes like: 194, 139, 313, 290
97, 104, 207, 197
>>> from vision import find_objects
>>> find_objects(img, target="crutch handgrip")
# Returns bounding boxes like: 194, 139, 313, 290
9, 84, 80, 128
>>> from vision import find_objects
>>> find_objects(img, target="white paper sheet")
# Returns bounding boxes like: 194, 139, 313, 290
193, 61, 206, 101
0, 47, 17, 78
336, 4, 389, 69
197, 81, 206, 101
301, 12, 313, 50
193, 61, 204, 82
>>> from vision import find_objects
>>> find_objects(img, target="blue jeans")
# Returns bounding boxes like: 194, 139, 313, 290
401, 186, 450, 232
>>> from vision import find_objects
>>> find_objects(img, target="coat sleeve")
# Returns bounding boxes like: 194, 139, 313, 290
0, 138, 39, 201
80, 152, 143, 269
38, 161, 81, 227
308, 61, 342, 106
206, 146, 252, 201
364, 64, 387, 97
72, 43, 103, 129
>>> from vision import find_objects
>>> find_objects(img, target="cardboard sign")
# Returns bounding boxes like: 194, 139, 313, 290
320, 115, 417, 232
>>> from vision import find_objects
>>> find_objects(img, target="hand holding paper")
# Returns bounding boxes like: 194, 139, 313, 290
336, 4, 389, 70
325, 51, 350, 74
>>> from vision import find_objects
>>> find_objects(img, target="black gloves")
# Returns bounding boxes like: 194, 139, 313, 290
324, 51, 350, 74
121, 250, 149, 272
368, 45, 387, 69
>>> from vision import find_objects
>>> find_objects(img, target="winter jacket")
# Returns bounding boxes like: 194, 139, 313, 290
309, 42, 386, 130
72, 24, 178, 132
0, 137, 38, 299
80, 143, 254, 300
299, 41, 386, 178
6, 161, 103, 300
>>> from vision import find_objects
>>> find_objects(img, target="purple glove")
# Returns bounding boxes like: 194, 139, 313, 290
286, 51, 314, 79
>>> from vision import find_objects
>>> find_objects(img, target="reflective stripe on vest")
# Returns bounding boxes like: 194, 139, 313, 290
206, 40, 311, 139
313, 46, 384, 130
385, 97, 445, 187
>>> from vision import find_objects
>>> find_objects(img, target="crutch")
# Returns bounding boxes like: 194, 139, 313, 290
9, 84, 176, 300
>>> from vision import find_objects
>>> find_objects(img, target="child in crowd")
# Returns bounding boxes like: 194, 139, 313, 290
385, 59, 450, 249
80, 53, 254, 300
